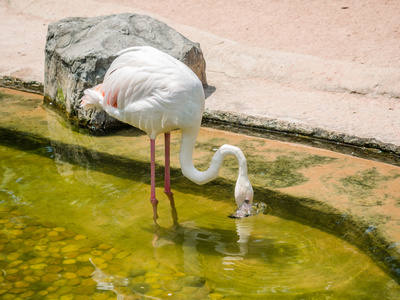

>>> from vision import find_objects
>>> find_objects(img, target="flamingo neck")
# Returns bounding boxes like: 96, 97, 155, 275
179, 129, 249, 185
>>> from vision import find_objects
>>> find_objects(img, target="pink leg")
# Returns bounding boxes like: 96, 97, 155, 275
164, 133, 178, 224
150, 138, 158, 221
164, 133, 173, 196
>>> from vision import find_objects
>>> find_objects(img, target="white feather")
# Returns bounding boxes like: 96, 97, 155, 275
80, 46, 253, 211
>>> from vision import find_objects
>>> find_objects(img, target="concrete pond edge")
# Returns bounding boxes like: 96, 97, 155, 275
203, 109, 400, 157
0, 76, 44, 95
2, 75, 399, 158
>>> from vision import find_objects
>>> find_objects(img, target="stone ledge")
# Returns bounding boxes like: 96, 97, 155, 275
1, 76, 399, 161
203, 109, 400, 157
0, 76, 43, 95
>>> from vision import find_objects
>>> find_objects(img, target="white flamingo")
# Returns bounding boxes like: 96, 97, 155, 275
80, 46, 253, 222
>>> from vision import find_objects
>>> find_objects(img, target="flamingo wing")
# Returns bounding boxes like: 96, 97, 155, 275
100, 47, 204, 138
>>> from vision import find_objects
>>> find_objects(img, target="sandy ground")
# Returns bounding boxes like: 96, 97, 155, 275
1, 0, 400, 153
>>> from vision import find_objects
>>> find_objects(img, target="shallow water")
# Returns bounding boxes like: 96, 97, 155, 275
1, 88, 400, 299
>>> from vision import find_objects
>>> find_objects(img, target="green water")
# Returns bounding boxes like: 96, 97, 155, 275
1, 89, 400, 299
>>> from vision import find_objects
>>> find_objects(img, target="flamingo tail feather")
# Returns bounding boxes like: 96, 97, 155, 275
80, 84, 105, 110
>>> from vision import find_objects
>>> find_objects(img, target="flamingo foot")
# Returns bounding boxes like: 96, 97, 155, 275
164, 191, 178, 225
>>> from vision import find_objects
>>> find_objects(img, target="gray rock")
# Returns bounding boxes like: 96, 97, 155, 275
44, 13, 207, 131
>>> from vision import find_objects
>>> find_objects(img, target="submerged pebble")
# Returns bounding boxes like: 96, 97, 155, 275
0, 207, 213, 299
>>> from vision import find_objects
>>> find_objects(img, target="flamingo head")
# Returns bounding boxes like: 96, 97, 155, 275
230, 177, 254, 218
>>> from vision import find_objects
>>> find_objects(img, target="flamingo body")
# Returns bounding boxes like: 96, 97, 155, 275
82, 46, 204, 139
81, 46, 253, 221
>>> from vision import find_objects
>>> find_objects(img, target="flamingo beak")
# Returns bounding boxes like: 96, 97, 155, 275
228, 198, 253, 218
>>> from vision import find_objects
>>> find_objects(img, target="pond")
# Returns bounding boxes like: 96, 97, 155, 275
1, 88, 400, 299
